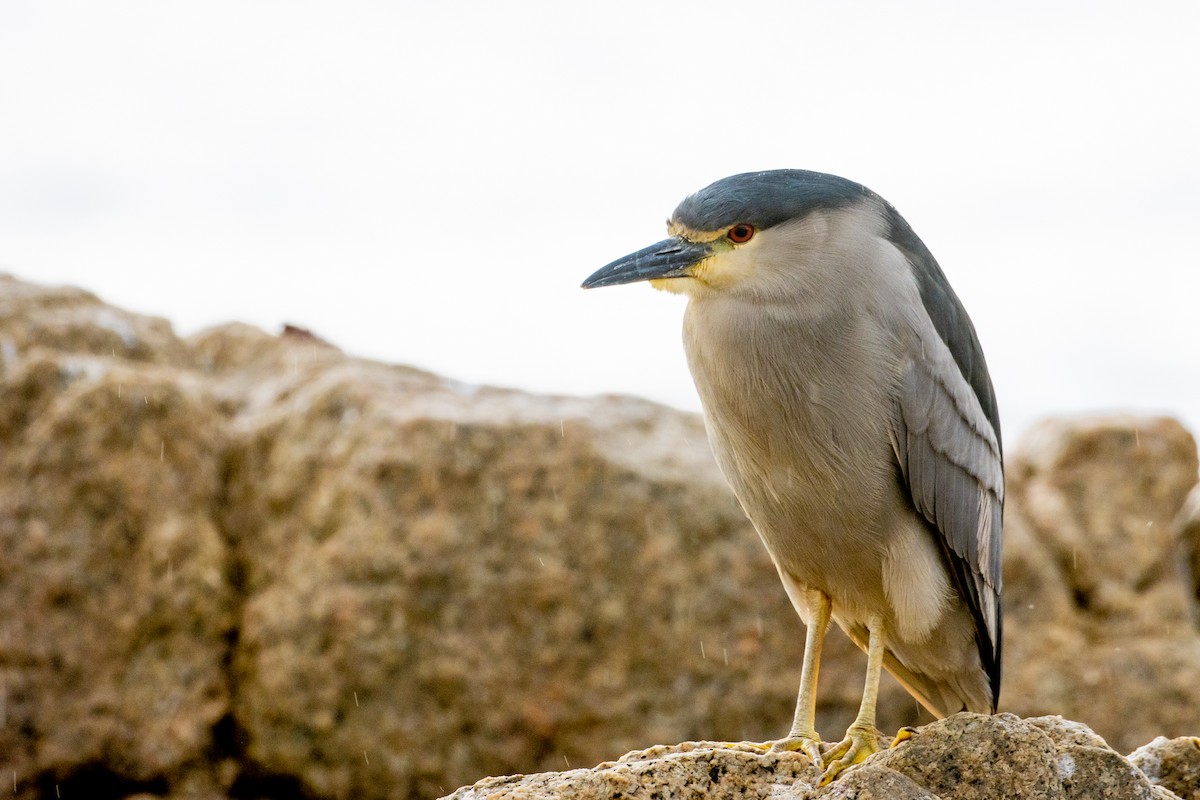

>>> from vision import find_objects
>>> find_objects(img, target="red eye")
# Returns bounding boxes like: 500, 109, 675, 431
728, 223, 755, 243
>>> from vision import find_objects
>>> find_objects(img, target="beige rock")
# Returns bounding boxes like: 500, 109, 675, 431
0, 348, 233, 788
817, 763, 940, 799
443, 714, 1179, 799
0, 273, 190, 366
449, 742, 819, 800
871, 714, 1063, 799
1130, 736, 1200, 800
1178, 484, 1200, 620
1000, 416, 1200, 753
1006, 416, 1198, 634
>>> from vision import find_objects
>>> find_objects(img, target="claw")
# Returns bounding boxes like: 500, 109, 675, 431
818, 724, 885, 784
768, 733, 825, 767
715, 736, 824, 769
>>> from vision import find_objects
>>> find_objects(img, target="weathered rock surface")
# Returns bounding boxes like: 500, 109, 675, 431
1, 274, 1198, 799
443, 714, 1185, 799
1130, 735, 1200, 800
0, 277, 234, 796
1178, 484, 1200, 615
1000, 415, 1200, 753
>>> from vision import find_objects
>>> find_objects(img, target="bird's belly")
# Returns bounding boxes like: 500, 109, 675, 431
708, 420, 892, 593
700, 407, 945, 638
750, 502, 891, 617
682, 298, 951, 636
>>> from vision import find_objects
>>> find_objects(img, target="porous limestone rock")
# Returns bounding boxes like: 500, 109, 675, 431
448, 742, 819, 800
0, 285, 234, 794
1000, 416, 1200, 753
1129, 736, 1200, 800
0, 274, 190, 366
1177, 484, 1200, 614
443, 714, 1185, 800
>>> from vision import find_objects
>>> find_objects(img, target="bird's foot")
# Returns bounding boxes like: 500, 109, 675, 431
767, 731, 825, 767
819, 723, 886, 784
715, 733, 824, 767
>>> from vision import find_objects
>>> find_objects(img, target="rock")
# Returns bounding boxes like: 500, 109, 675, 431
870, 714, 1063, 799
1177, 484, 1200, 615
0, 273, 190, 366
1130, 736, 1200, 800
448, 742, 819, 800
1006, 416, 1198, 634
1000, 416, 1200, 753
443, 714, 1180, 799
817, 763, 940, 799
0, 357, 234, 787
2, 273, 1199, 799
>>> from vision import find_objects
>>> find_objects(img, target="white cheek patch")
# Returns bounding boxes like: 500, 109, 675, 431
691, 247, 760, 290
649, 276, 700, 295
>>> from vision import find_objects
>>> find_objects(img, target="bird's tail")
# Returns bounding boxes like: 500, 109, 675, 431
880, 649, 994, 718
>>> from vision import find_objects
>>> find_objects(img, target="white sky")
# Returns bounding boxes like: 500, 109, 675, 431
2, 1, 1198, 445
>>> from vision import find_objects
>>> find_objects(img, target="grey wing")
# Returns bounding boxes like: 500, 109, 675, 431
885, 211, 1004, 710
893, 348, 1004, 708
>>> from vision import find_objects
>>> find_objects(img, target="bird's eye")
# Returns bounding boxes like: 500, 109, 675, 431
728, 224, 755, 244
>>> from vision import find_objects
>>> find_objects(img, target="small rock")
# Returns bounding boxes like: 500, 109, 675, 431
1130, 736, 1200, 799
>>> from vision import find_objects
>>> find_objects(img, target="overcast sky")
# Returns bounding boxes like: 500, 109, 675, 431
2, 1, 1197, 446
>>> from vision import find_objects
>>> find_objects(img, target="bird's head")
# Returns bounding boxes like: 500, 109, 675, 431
582, 170, 878, 302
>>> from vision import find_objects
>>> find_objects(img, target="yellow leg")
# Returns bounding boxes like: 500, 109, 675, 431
820, 613, 887, 783
768, 590, 832, 766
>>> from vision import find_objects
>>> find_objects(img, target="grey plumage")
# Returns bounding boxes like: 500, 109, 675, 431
883, 197, 1004, 705
582, 169, 1003, 777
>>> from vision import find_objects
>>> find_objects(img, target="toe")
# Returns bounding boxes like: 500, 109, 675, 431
714, 740, 772, 754
768, 734, 825, 767
818, 726, 885, 784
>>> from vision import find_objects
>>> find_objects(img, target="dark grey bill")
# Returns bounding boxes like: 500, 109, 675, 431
581, 237, 713, 289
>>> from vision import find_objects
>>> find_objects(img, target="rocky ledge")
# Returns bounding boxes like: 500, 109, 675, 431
446, 715, 1200, 799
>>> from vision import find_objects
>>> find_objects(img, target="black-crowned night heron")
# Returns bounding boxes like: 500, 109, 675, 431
581, 170, 1003, 782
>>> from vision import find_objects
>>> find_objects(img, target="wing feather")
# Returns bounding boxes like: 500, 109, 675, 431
885, 206, 1004, 710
